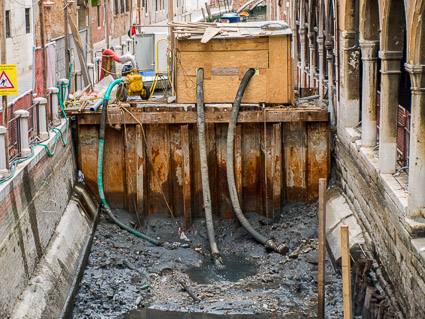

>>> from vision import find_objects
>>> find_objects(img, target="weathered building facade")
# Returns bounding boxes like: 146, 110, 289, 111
288, 0, 425, 317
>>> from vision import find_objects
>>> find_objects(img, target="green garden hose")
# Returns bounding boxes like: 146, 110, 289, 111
97, 79, 161, 246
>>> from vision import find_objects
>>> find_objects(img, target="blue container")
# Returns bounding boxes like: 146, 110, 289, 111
221, 12, 241, 23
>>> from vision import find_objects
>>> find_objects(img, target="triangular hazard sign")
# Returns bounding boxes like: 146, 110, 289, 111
0, 71, 15, 89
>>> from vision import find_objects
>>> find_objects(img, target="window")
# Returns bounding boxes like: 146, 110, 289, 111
114, 0, 119, 14
125, 0, 129, 12
5, 10, 10, 38
156, 0, 159, 11
25, 8, 30, 34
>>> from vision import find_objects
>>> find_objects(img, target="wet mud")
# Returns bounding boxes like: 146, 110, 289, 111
72, 203, 344, 318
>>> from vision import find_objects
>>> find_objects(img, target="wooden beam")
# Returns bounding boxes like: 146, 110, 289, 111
341, 225, 353, 319
235, 124, 242, 227
318, 178, 327, 319
73, 109, 330, 124
181, 124, 192, 230
66, 3, 93, 89
272, 123, 282, 219
136, 125, 146, 219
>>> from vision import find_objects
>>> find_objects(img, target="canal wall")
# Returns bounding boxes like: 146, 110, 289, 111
335, 132, 425, 318
0, 121, 89, 318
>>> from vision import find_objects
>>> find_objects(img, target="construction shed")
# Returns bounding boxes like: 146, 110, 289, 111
175, 21, 294, 104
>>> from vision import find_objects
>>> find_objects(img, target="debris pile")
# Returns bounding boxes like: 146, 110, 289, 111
72, 203, 345, 318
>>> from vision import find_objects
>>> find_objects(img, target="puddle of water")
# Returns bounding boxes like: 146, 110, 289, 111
186, 255, 257, 284
121, 308, 280, 319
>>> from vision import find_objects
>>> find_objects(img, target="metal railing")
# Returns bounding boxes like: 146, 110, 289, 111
7, 112, 21, 162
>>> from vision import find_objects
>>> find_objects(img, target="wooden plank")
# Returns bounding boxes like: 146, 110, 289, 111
216, 124, 232, 218
181, 125, 192, 230
177, 37, 269, 52
341, 225, 353, 319
78, 125, 100, 200
191, 124, 203, 215
136, 125, 146, 219
241, 124, 262, 214
235, 125, 242, 227
318, 178, 327, 319
201, 27, 221, 43
124, 125, 138, 214
177, 74, 268, 103
170, 125, 184, 218
204, 62, 212, 80
76, 109, 330, 124
263, 123, 273, 219
146, 124, 172, 215
103, 126, 126, 208
178, 50, 269, 69
272, 123, 282, 219
307, 122, 330, 201
283, 122, 307, 202
206, 123, 218, 217
267, 36, 289, 106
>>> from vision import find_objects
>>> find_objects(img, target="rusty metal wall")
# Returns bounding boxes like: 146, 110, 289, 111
77, 111, 330, 222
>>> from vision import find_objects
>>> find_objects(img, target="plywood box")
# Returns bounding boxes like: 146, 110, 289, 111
176, 22, 294, 104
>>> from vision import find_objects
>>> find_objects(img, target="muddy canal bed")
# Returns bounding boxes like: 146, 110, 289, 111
72, 203, 344, 318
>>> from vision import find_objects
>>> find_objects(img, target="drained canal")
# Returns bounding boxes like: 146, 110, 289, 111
72, 203, 345, 318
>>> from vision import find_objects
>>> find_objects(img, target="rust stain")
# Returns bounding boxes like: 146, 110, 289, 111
76, 112, 330, 218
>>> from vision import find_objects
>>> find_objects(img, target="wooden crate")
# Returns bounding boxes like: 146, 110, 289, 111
176, 35, 294, 104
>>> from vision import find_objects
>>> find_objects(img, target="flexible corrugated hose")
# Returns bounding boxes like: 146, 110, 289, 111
226, 68, 288, 255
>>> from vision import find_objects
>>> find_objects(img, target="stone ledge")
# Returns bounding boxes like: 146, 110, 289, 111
0, 119, 68, 204
10, 199, 95, 319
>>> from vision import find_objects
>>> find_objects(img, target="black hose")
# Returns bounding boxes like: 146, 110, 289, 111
196, 68, 222, 265
226, 68, 288, 255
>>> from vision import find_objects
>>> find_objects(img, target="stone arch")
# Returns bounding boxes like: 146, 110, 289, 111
359, 0, 380, 41
344, 0, 357, 32
381, 0, 406, 52
409, 0, 425, 65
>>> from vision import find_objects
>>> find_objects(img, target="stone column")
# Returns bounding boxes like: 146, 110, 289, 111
0, 126, 8, 176
15, 110, 31, 157
406, 64, 425, 218
309, 32, 316, 88
299, 26, 306, 88
317, 36, 324, 98
326, 41, 336, 124
48, 87, 60, 125
359, 41, 379, 147
378, 51, 403, 173
340, 31, 361, 129
34, 97, 49, 140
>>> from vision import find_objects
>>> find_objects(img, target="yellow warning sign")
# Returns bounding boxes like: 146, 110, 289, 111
0, 65, 18, 95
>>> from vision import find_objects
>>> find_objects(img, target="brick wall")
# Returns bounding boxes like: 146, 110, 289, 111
335, 135, 425, 318
0, 125, 76, 317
